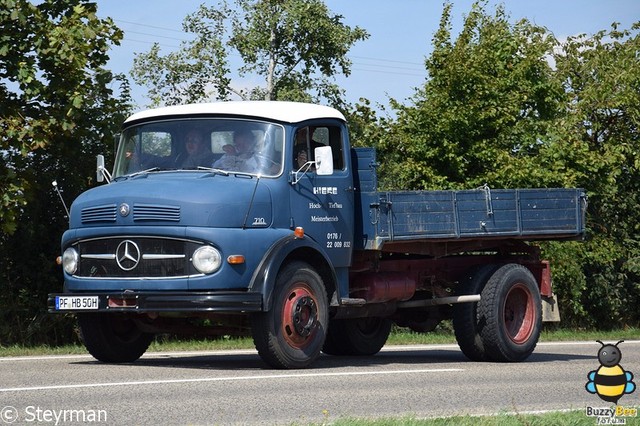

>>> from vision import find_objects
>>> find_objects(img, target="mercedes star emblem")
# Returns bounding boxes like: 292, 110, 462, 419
115, 240, 141, 271
119, 203, 130, 217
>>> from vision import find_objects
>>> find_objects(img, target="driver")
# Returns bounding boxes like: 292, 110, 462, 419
179, 129, 214, 169
213, 129, 259, 173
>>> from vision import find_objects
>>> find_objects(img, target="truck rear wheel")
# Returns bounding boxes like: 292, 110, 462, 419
323, 317, 392, 356
453, 264, 498, 361
251, 261, 328, 369
478, 264, 542, 362
77, 313, 153, 363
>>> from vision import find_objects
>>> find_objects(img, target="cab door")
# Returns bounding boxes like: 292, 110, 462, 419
289, 121, 354, 267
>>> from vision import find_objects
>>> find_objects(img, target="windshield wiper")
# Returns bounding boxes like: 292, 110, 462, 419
197, 166, 230, 176
120, 167, 160, 180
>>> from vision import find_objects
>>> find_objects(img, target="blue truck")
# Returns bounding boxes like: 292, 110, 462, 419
48, 101, 586, 369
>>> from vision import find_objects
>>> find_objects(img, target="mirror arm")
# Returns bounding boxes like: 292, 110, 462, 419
99, 167, 112, 184
291, 161, 316, 185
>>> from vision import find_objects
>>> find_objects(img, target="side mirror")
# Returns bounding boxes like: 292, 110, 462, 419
96, 155, 105, 182
314, 146, 334, 176
96, 154, 111, 183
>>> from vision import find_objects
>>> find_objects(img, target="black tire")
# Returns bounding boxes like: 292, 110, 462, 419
251, 261, 328, 369
452, 264, 499, 361
478, 264, 542, 362
323, 317, 393, 356
77, 313, 153, 363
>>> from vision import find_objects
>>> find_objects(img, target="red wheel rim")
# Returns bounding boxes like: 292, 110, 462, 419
281, 283, 319, 349
502, 283, 534, 344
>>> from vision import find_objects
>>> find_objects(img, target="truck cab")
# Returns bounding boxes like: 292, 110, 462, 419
52, 102, 356, 368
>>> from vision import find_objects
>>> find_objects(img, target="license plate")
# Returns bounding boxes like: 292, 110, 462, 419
55, 296, 100, 310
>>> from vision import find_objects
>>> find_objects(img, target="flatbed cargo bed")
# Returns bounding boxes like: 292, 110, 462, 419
352, 148, 586, 251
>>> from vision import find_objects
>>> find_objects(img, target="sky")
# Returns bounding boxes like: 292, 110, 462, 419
94, 0, 640, 113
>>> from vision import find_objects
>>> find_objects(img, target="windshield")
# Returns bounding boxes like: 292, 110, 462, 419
113, 118, 284, 178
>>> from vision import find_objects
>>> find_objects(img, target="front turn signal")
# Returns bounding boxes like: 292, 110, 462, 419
227, 255, 246, 265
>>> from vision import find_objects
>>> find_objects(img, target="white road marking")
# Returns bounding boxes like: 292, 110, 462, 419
0, 368, 464, 393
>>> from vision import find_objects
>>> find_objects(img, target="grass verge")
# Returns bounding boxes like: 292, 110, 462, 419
317, 409, 613, 425
1, 325, 638, 357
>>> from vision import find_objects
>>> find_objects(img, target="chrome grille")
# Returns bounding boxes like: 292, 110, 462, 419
74, 237, 200, 278
81, 204, 117, 223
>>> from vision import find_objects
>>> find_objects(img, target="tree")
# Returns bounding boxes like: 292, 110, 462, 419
543, 22, 640, 328
130, 4, 232, 107
378, 2, 563, 191
1, 0, 126, 233
131, 0, 368, 108
0, 0, 131, 344
379, 1, 640, 328
342, 98, 390, 151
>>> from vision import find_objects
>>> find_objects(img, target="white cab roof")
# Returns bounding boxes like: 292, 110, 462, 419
124, 101, 346, 124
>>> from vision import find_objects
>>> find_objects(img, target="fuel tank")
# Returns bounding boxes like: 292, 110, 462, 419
350, 272, 416, 303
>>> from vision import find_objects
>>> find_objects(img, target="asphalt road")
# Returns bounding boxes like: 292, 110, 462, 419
1, 340, 639, 425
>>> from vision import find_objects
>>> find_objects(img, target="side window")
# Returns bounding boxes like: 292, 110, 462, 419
293, 125, 344, 170
125, 130, 174, 172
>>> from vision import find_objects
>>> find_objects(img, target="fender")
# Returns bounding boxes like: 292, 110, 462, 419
249, 233, 338, 312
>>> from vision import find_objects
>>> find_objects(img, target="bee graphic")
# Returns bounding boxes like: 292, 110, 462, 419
586, 340, 636, 404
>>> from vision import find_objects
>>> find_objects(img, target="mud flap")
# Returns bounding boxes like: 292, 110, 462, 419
541, 294, 561, 322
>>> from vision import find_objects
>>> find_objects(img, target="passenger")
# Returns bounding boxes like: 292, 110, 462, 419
294, 126, 323, 167
213, 129, 260, 172
180, 129, 215, 169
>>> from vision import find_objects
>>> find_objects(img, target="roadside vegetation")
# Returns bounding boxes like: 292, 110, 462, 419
316, 410, 595, 426
1, 0, 639, 349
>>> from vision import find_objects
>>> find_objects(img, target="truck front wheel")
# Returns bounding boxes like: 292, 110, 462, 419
323, 317, 392, 356
251, 261, 328, 369
77, 313, 154, 363
478, 264, 542, 362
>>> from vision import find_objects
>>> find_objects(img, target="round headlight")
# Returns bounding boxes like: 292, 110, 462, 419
192, 246, 222, 274
62, 247, 79, 275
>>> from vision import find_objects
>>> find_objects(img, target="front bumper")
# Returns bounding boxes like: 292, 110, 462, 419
47, 291, 263, 313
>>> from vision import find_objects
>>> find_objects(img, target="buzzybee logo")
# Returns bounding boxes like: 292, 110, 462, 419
586, 340, 636, 404
585, 340, 637, 425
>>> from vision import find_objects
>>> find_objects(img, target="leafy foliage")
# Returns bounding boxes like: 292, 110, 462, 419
378, 1, 640, 327
0, 0, 131, 344
131, 4, 232, 106
342, 98, 391, 151
543, 22, 640, 327
378, 3, 564, 191
131, 0, 368, 108
2, 0, 638, 347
